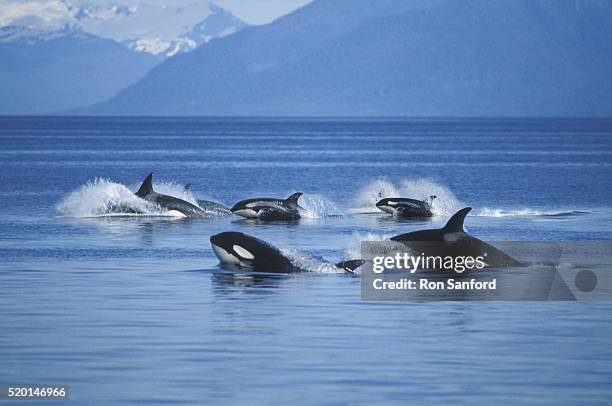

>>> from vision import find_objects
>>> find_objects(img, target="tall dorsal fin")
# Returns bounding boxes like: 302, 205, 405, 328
442, 207, 472, 232
285, 192, 303, 205
136, 172, 154, 198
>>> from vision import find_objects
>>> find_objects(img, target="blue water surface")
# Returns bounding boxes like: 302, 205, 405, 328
1, 117, 612, 405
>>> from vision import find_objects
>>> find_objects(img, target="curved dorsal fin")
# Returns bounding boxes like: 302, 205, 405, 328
442, 207, 472, 232
136, 172, 154, 198
285, 192, 303, 205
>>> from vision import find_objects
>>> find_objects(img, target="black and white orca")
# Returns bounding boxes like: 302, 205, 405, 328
210, 231, 365, 273
135, 172, 217, 218
377, 195, 436, 218
390, 207, 523, 268
230, 192, 304, 220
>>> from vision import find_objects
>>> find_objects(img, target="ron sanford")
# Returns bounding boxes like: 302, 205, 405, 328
372, 278, 497, 291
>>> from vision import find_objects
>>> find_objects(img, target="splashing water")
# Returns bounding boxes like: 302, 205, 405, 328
348, 178, 586, 219
279, 248, 346, 273
349, 178, 399, 214
398, 178, 464, 216
55, 178, 161, 217
350, 177, 463, 216
55, 178, 223, 218
298, 194, 344, 218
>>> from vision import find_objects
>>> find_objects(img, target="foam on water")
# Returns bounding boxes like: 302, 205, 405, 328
54, 178, 163, 217
349, 178, 398, 214
279, 248, 346, 273
350, 177, 464, 215
350, 178, 589, 219
55, 178, 214, 218
54, 177, 589, 220
298, 193, 343, 218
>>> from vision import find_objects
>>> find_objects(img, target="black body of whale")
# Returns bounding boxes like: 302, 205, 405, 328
210, 231, 364, 273
377, 195, 436, 218
135, 173, 208, 217
230, 192, 303, 220
390, 207, 523, 268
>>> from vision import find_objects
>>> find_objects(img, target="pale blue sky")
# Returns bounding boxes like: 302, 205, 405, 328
214, 0, 312, 24
0, 0, 313, 26
136, 0, 313, 24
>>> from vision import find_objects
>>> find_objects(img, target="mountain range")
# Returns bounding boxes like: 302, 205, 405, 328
2, 0, 612, 117
0, 0, 248, 56
0, 0, 248, 114
86, 0, 612, 117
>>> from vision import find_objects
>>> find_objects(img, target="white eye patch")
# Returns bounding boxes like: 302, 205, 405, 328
387, 201, 397, 206
233, 245, 255, 259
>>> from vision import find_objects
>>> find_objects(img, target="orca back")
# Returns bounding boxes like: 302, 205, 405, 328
391, 207, 522, 269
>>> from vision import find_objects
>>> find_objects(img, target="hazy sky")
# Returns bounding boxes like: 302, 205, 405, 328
0, 0, 313, 26
129, 0, 313, 25
214, 0, 312, 25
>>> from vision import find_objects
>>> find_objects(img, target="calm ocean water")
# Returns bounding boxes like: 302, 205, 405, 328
1, 117, 612, 404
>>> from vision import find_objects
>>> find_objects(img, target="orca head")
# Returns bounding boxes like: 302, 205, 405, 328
376, 198, 399, 214
231, 194, 302, 219
230, 199, 261, 219
210, 232, 262, 268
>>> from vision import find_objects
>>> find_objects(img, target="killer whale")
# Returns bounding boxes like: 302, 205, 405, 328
230, 192, 304, 220
377, 195, 436, 218
389, 207, 577, 299
135, 173, 211, 217
390, 207, 523, 268
210, 231, 365, 273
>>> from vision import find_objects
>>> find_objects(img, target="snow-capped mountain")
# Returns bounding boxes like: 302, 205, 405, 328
0, 0, 248, 56
118, 4, 248, 56
0, 24, 87, 44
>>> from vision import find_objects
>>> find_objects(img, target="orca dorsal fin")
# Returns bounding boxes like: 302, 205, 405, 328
335, 259, 366, 273
442, 207, 472, 232
285, 192, 303, 205
136, 172, 154, 198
